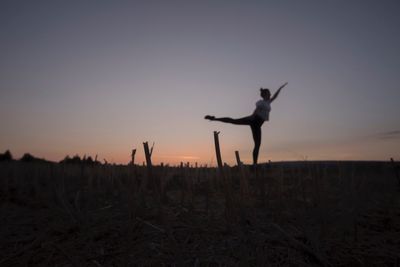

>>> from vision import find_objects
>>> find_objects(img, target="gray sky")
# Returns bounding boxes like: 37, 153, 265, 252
1, 0, 399, 164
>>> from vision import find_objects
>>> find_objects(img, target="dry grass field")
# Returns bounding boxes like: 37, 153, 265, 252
0, 160, 399, 266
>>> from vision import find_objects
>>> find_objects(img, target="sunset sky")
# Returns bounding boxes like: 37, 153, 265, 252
1, 1, 399, 165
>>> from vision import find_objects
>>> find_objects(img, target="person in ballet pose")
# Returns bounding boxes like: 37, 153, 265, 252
205, 82, 287, 166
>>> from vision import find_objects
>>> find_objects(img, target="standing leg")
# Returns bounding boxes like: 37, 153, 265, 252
251, 125, 262, 166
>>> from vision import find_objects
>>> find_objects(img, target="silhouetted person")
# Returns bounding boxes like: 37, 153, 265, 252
205, 82, 287, 166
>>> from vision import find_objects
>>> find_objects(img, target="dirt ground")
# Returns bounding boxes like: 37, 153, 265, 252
1, 161, 399, 266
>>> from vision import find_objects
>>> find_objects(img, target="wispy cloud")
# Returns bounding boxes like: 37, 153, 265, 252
375, 130, 400, 140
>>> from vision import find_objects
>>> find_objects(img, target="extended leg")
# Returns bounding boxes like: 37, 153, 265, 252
251, 125, 262, 165
209, 115, 254, 126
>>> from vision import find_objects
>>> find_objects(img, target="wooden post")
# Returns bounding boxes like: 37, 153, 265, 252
213, 131, 235, 224
143, 142, 152, 178
214, 131, 223, 171
143, 141, 162, 221
234, 151, 241, 166
235, 151, 248, 200
144, 141, 160, 193
131, 149, 136, 165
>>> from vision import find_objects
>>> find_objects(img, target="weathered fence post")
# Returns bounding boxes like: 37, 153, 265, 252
235, 151, 249, 201
143, 142, 153, 189
131, 149, 136, 165
214, 131, 223, 171
213, 131, 235, 225
143, 141, 163, 221
143, 143, 151, 166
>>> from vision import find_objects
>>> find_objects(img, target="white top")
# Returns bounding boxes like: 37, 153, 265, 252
254, 99, 271, 121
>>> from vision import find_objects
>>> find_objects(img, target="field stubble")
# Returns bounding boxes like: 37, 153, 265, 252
0, 161, 399, 266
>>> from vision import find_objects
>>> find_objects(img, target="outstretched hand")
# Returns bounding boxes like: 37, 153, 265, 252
278, 82, 288, 90
271, 82, 287, 102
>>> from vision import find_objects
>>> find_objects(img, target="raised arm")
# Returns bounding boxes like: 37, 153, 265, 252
270, 82, 288, 102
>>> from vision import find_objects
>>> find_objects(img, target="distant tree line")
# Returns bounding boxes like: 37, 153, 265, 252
59, 154, 101, 165
0, 150, 12, 161
0, 150, 49, 163
0, 150, 101, 165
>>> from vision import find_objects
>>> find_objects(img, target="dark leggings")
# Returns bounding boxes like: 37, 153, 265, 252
213, 115, 264, 165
